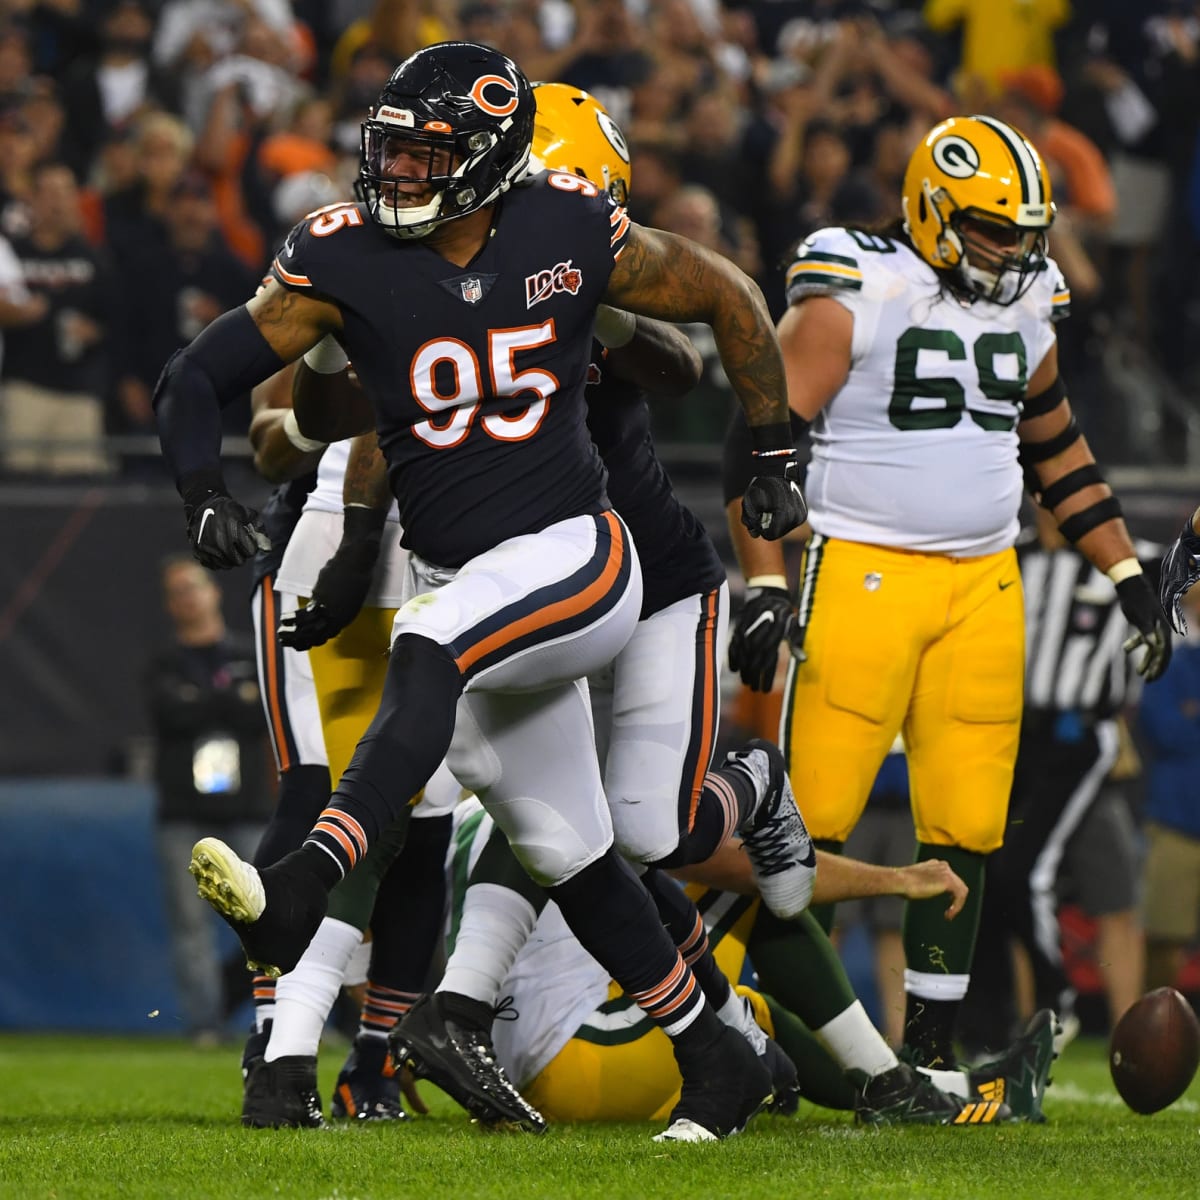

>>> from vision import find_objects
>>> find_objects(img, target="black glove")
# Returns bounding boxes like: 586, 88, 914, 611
1116, 573, 1172, 682
728, 584, 806, 692
278, 504, 387, 650
741, 452, 808, 541
182, 473, 269, 570
1159, 518, 1200, 636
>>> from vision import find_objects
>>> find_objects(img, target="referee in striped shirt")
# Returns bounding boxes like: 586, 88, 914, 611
962, 503, 1165, 1054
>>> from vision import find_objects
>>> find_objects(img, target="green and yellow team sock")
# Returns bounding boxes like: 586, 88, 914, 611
902, 843, 987, 1068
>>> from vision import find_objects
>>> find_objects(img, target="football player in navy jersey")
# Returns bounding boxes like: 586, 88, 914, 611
154, 42, 805, 1142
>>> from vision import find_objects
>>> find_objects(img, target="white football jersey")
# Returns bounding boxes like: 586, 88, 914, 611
302, 439, 400, 523
786, 227, 1070, 556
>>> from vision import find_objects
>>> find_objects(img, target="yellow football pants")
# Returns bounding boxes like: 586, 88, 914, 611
306, 604, 398, 788
781, 537, 1023, 853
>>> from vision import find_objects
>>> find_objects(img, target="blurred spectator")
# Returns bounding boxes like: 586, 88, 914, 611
102, 110, 194, 267
145, 554, 273, 1044
256, 94, 337, 193
268, 167, 342, 250
0, 106, 38, 240
115, 170, 256, 438
0, 227, 47, 372
0, 24, 33, 108
328, 38, 394, 155
922, 0, 1070, 94
58, 0, 181, 178
624, 141, 681, 228
1138, 584, 1200, 993
992, 65, 1117, 233
1, 161, 115, 477
560, 0, 653, 128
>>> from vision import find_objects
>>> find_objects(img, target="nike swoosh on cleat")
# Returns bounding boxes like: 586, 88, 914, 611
198, 507, 216, 544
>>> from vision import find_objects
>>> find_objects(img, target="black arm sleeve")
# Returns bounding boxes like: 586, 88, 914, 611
153, 306, 288, 490
721, 406, 809, 505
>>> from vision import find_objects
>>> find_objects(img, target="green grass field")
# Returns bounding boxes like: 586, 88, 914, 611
1, 1033, 1198, 1200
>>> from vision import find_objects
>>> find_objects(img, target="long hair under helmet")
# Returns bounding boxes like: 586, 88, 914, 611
902, 114, 1056, 305
357, 41, 535, 239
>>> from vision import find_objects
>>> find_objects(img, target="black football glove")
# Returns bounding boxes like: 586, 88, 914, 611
1159, 518, 1200, 636
182, 474, 269, 570
728, 584, 806, 692
1116, 573, 1172, 682
278, 504, 387, 650
741, 452, 808, 541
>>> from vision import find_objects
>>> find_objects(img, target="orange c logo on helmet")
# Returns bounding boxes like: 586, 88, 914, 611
470, 74, 519, 117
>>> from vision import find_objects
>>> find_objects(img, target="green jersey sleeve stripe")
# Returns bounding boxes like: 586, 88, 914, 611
794, 250, 859, 268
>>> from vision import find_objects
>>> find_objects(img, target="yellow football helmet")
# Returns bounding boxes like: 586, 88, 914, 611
902, 114, 1055, 305
532, 82, 631, 205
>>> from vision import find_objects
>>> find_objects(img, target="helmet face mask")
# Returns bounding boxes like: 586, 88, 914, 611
530, 82, 631, 206
902, 115, 1055, 306
357, 41, 535, 239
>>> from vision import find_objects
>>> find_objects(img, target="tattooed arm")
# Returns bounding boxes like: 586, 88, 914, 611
602, 223, 788, 429
603, 223, 806, 541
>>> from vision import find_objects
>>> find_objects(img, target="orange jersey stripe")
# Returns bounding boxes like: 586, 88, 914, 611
314, 819, 358, 864
261, 581, 292, 771
272, 257, 312, 287
453, 512, 625, 675
685, 590, 720, 829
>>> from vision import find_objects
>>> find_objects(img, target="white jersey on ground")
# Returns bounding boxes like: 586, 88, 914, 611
786, 227, 1070, 557
447, 799, 610, 1089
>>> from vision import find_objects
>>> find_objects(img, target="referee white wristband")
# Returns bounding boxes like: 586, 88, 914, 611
594, 305, 637, 349
1105, 557, 1143, 585
746, 574, 788, 591
282, 408, 327, 453
302, 334, 349, 374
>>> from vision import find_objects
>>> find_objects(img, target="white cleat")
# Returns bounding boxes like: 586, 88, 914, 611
189, 837, 266, 924
653, 1118, 719, 1143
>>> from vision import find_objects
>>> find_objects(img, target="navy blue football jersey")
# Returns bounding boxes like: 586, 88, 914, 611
585, 349, 725, 620
270, 172, 631, 568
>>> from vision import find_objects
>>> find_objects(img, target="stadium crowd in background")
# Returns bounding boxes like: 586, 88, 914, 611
0, 1, 1199, 469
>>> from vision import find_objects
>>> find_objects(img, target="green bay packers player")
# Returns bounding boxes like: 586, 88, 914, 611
725, 114, 1171, 1069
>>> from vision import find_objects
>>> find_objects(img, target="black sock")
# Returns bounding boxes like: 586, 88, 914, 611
903, 995, 960, 1069
654, 764, 758, 869
641, 869, 733, 1011
302, 635, 462, 877
366, 813, 453, 993
547, 849, 718, 1053
253, 764, 331, 868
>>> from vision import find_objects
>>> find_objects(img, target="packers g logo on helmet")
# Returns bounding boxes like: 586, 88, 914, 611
531, 82, 632, 206
902, 115, 1055, 305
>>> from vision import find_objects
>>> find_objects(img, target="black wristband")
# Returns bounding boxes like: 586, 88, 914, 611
1039, 464, 1105, 510
749, 421, 795, 454
343, 503, 388, 544
180, 467, 228, 507
1019, 416, 1082, 465
1020, 376, 1067, 420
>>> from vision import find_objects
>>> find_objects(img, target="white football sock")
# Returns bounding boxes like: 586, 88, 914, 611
717, 991, 767, 1056
438, 882, 539, 1005
264, 918, 363, 1062
814, 1000, 900, 1077
917, 1066, 970, 1098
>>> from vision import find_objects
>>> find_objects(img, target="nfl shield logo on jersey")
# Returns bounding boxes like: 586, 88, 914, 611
461, 277, 483, 304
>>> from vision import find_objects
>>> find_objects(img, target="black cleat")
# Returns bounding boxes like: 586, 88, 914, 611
190, 840, 328, 978
241, 1055, 325, 1128
762, 1035, 801, 1116
655, 1023, 775, 1142
241, 1022, 271, 1082
331, 1036, 407, 1122
853, 1063, 1012, 1126
967, 1008, 1058, 1123
389, 992, 546, 1133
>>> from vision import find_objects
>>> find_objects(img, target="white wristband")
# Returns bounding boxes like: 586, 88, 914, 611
282, 408, 327, 453
594, 305, 637, 349
1106, 557, 1143, 585
746, 574, 788, 591
302, 334, 349, 374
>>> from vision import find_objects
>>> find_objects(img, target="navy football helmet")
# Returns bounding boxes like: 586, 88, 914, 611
357, 41, 535, 239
